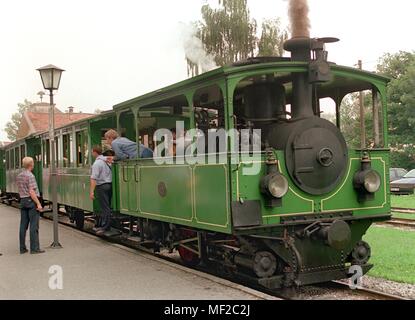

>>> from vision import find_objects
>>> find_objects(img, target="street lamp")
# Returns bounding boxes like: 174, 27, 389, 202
37, 64, 65, 249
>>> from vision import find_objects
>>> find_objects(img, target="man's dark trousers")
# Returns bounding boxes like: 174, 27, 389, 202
19, 197, 40, 252
96, 183, 112, 231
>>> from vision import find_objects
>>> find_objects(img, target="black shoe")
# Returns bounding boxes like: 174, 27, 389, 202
20, 249, 28, 254
31, 250, 46, 255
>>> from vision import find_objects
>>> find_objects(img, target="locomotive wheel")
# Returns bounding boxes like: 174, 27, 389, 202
178, 247, 201, 267
178, 230, 201, 267
350, 241, 371, 265
253, 251, 278, 278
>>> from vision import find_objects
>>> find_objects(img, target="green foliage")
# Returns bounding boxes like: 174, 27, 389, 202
340, 93, 361, 149
365, 226, 415, 284
377, 51, 415, 79
257, 19, 288, 57
339, 92, 375, 149
199, 0, 257, 66
390, 147, 415, 170
393, 212, 415, 220
377, 51, 415, 169
187, 0, 287, 75
4, 99, 32, 141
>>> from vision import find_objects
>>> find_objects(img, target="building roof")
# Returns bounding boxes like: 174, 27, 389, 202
27, 111, 94, 131
0, 141, 11, 147
16, 104, 94, 140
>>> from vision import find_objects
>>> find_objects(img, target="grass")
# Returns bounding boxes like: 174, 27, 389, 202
392, 212, 415, 220
364, 226, 415, 284
391, 195, 415, 209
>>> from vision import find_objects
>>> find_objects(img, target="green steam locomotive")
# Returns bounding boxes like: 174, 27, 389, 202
0, 35, 391, 289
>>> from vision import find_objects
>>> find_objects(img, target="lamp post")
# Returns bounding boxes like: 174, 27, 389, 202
37, 64, 65, 249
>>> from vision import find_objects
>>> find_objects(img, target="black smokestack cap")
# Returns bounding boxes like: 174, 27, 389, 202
284, 37, 313, 62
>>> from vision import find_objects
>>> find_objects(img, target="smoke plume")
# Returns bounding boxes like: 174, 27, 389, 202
288, 0, 311, 38
180, 23, 217, 75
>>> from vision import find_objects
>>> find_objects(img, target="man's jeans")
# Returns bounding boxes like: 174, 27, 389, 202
19, 197, 40, 252
96, 183, 112, 231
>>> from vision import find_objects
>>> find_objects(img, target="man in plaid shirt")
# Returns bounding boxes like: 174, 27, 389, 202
17, 157, 44, 254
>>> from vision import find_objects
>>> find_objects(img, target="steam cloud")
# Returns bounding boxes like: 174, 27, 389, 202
180, 23, 217, 74
288, 0, 311, 38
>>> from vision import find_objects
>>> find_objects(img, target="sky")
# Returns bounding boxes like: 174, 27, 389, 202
0, 0, 414, 141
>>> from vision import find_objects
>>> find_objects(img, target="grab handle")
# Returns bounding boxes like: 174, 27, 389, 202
134, 164, 140, 183
122, 166, 127, 183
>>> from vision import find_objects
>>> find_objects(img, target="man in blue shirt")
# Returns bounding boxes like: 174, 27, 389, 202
90, 146, 113, 235
104, 129, 153, 161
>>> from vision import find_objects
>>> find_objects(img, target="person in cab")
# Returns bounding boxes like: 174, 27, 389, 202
104, 129, 153, 161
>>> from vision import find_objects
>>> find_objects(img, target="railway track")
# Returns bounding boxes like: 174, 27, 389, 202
329, 281, 409, 300
381, 217, 415, 229
2, 201, 409, 300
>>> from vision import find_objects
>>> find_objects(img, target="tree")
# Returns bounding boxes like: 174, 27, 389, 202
186, 0, 288, 75
340, 93, 361, 149
4, 99, 32, 141
377, 51, 415, 79
258, 19, 288, 57
376, 51, 415, 168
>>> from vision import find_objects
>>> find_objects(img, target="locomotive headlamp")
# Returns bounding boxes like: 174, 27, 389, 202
354, 153, 381, 202
260, 150, 288, 208
262, 173, 289, 199
363, 170, 381, 193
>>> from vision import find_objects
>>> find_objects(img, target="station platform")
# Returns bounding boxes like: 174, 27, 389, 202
0, 204, 275, 300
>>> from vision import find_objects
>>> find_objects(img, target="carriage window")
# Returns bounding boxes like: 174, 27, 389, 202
62, 134, 72, 167
11, 149, 15, 169
99, 128, 113, 153
319, 98, 337, 125
139, 95, 190, 158
340, 89, 381, 149
193, 85, 225, 155
76, 130, 89, 166
43, 139, 51, 168
5, 150, 9, 170
55, 138, 60, 168
20, 145, 26, 160
15, 147, 20, 169
119, 111, 136, 143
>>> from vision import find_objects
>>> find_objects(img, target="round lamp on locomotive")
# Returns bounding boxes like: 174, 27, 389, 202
353, 152, 382, 202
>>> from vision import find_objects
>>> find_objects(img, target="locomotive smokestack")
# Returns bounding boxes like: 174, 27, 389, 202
284, 37, 314, 119
284, 0, 313, 119
284, 0, 338, 119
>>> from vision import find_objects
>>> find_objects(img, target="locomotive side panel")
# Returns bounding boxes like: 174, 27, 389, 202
116, 161, 232, 234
